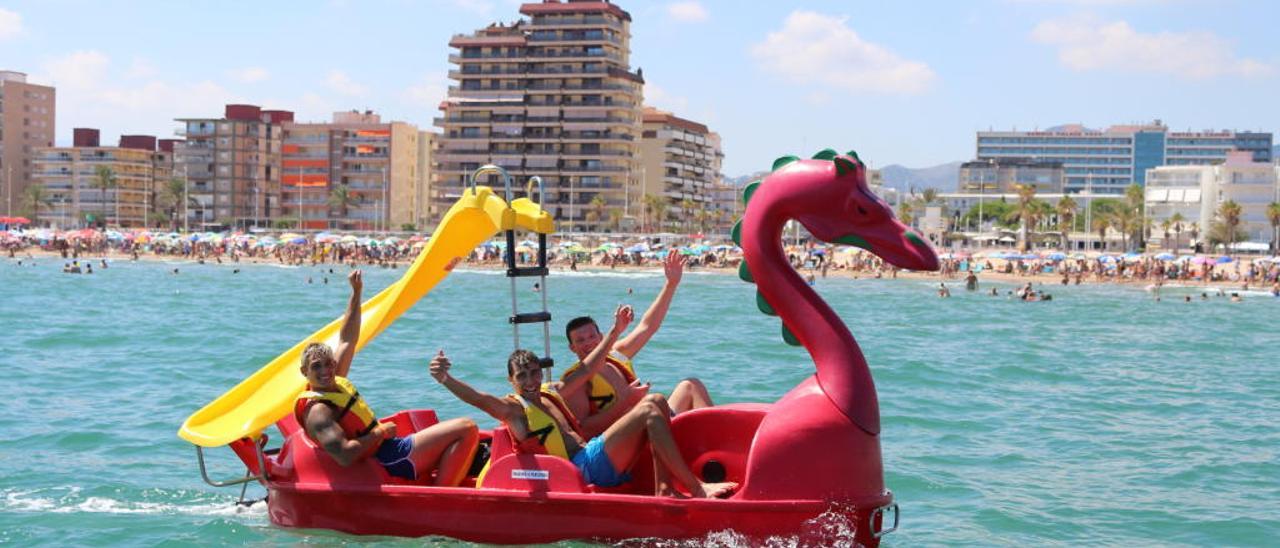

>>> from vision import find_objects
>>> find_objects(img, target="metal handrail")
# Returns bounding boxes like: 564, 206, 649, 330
195, 441, 267, 487
871, 502, 899, 538
525, 176, 545, 206
468, 164, 514, 201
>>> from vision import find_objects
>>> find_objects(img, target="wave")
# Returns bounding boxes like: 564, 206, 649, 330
2, 487, 267, 518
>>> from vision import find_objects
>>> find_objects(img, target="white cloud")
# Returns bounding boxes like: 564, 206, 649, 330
0, 8, 21, 41
37, 51, 240, 143
401, 74, 449, 110
1031, 15, 1272, 79
229, 66, 270, 83
42, 50, 111, 89
666, 2, 709, 23
326, 70, 368, 96
643, 82, 689, 113
126, 58, 158, 79
750, 11, 936, 95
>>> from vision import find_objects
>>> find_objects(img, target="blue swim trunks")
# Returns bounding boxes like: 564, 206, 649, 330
375, 436, 416, 480
570, 435, 631, 487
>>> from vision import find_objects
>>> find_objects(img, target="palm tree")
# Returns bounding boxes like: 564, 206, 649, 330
896, 201, 914, 226
159, 177, 196, 232
1092, 216, 1110, 252
1055, 195, 1077, 250
588, 194, 608, 232
328, 184, 358, 228
1217, 200, 1242, 255
1160, 218, 1173, 251
1266, 201, 1280, 255
1169, 212, 1185, 252
919, 187, 939, 207
1124, 183, 1145, 250
642, 193, 668, 233
21, 184, 53, 227
1188, 222, 1200, 252
92, 166, 117, 227
1010, 183, 1037, 252
1109, 206, 1138, 252
606, 207, 623, 232
680, 197, 696, 232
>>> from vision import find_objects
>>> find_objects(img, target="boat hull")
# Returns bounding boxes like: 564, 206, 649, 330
267, 482, 890, 545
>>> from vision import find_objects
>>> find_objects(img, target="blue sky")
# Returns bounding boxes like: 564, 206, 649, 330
1, 0, 1276, 176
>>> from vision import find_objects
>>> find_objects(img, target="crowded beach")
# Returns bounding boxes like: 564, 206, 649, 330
4, 224, 1279, 298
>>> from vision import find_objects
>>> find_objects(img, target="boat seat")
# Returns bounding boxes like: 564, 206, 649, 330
478, 426, 589, 493
669, 404, 769, 487
266, 409, 444, 487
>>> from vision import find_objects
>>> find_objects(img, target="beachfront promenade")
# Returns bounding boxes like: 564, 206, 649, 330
6, 226, 1279, 292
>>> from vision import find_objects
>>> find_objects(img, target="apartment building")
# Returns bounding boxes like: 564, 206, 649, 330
1145, 151, 1279, 245
1, 71, 55, 217
435, 0, 644, 233
958, 158, 1064, 194
976, 121, 1272, 194
32, 129, 176, 228
175, 104, 291, 229
638, 107, 723, 232
280, 111, 420, 231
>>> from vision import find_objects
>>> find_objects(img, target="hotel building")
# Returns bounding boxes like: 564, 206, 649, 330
33, 129, 177, 228
175, 105, 291, 229
435, 0, 644, 233
958, 158, 1064, 194
1145, 151, 1279, 246
1, 71, 55, 217
639, 107, 723, 233
280, 111, 421, 231
976, 122, 1272, 194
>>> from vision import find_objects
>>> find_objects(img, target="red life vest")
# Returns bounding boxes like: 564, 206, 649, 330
294, 376, 379, 450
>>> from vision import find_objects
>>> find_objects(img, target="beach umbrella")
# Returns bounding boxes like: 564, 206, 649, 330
382, 236, 401, 245
1216, 256, 1234, 264
626, 243, 649, 253
519, 239, 537, 248
289, 237, 308, 244
279, 233, 302, 241
1099, 255, 1117, 263
1191, 256, 1212, 264
340, 235, 359, 244
1044, 252, 1067, 261
1154, 252, 1176, 260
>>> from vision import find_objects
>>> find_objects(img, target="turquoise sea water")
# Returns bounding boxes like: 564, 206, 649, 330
3, 257, 1278, 546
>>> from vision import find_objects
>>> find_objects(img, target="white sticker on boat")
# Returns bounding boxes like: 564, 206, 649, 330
511, 469, 550, 480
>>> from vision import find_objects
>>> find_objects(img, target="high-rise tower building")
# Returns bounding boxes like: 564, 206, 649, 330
175, 104, 291, 229
435, 0, 644, 233
1, 71, 56, 217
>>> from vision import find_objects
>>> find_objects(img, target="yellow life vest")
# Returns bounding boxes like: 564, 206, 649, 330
294, 376, 379, 440
560, 351, 637, 415
476, 384, 582, 487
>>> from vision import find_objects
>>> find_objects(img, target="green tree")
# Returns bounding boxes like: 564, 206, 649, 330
1092, 216, 1110, 251
896, 201, 914, 226
92, 165, 117, 227
1214, 200, 1243, 254
328, 184, 358, 227
680, 197, 696, 232
1124, 183, 1146, 249
643, 193, 668, 233
158, 177, 196, 232
606, 207, 623, 232
1160, 217, 1173, 251
1009, 184, 1038, 252
1266, 201, 1280, 254
20, 183, 53, 226
585, 194, 607, 230
1169, 212, 1186, 252
1055, 195, 1077, 250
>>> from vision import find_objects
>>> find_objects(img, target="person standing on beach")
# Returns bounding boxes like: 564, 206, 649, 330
560, 251, 713, 439
296, 269, 479, 485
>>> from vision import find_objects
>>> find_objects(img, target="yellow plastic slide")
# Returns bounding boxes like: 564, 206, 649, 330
179, 187, 554, 447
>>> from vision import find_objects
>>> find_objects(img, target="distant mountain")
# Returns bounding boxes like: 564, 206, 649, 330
879, 161, 963, 193
723, 171, 770, 187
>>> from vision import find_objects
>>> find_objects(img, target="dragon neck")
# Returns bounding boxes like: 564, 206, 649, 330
743, 205, 881, 435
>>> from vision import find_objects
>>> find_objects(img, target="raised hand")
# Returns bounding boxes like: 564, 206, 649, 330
429, 350, 451, 383
348, 270, 363, 293
663, 251, 686, 285
612, 304, 634, 334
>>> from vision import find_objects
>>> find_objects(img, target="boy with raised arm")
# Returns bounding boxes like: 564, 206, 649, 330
561, 251, 714, 438
296, 269, 479, 485
430, 304, 735, 498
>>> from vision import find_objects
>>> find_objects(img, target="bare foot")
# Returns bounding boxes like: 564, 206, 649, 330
695, 481, 738, 499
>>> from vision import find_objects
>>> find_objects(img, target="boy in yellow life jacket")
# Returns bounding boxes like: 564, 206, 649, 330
297, 268, 480, 486
561, 251, 714, 438
431, 304, 736, 499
